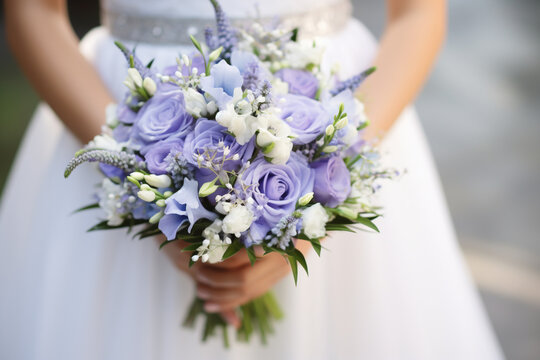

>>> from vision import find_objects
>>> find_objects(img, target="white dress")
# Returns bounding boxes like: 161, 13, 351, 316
0, 0, 505, 359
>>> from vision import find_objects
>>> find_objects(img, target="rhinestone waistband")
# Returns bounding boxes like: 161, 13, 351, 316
101, 1, 352, 45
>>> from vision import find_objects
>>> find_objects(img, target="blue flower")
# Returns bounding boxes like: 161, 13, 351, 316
158, 179, 218, 240
199, 60, 243, 109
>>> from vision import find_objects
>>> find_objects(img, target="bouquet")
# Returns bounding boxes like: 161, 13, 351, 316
65, 0, 394, 346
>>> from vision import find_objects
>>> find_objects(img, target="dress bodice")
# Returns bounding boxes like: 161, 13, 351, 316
101, 0, 346, 19
100, 0, 352, 44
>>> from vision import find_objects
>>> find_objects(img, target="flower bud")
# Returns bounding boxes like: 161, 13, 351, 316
144, 174, 171, 188
123, 79, 135, 91
335, 116, 348, 130
163, 191, 173, 198
191, 254, 200, 262
149, 211, 164, 224
208, 46, 223, 62
206, 101, 218, 115
137, 190, 156, 202
201, 254, 209, 263
156, 199, 166, 207
199, 179, 219, 197
182, 54, 190, 67
337, 206, 358, 220
127, 68, 143, 87
140, 184, 152, 191
143, 77, 157, 96
130, 172, 145, 181
322, 145, 338, 153
298, 192, 314, 206
325, 124, 335, 136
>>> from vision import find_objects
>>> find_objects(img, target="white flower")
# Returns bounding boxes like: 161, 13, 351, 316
198, 220, 229, 263
284, 40, 325, 69
301, 203, 329, 239
88, 133, 122, 151
144, 174, 171, 188
256, 114, 293, 165
97, 178, 126, 226
222, 205, 254, 234
298, 192, 314, 206
137, 190, 156, 202
105, 104, 119, 127
271, 78, 289, 95
216, 88, 266, 145
143, 77, 157, 96
341, 124, 360, 148
127, 68, 143, 87
183, 88, 208, 118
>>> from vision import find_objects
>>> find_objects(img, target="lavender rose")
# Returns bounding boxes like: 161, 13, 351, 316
132, 89, 194, 153
116, 102, 136, 124
144, 138, 184, 175
275, 68, 318, 98
241, 152, 314, 244
311, 156, 351, 208
278, 94, 330, 144
183, 119, 254, 166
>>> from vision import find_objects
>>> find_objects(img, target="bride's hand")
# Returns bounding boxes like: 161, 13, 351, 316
193, 240, 312, 314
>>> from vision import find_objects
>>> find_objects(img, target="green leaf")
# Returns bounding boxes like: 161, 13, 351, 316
325, 224, 355, 232
288, 255, 298, 285
290, 27, 299, 42
292, 248, 309, 275
72, 203, 99, 214
146, 58, 155, 68
221, 239, 243, 261
181, 242, 203, 252
356, 216, 380, 232
246, 247, 257, 265
311, 239, 322, 256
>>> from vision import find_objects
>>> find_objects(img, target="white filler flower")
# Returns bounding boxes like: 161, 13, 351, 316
183, 88, 208, 118
301, 203, 329, 239
222, 205, 254, 234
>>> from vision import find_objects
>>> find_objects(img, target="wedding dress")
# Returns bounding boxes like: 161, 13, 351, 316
0, 0, 505, 359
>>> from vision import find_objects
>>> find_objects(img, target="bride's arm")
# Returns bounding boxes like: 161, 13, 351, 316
360, 0, 446, 139
5, 0, 113, 143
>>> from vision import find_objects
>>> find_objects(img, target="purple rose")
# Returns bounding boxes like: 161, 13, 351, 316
183, 119, 254, 166
241, 152, 314, 244
311, 156, 351, 208
116, 103, 136, 124
279, 94, 330, 144
144, 138, 184, 175
112, 124, 132, 142
275, 69, 318, 98
132, 89, 194, 153
158, 179, 218, 240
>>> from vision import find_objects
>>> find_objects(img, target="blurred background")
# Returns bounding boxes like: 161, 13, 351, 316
1, 0, 539, 358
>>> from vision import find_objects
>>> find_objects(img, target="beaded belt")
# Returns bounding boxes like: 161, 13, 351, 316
101, 1, 352, 45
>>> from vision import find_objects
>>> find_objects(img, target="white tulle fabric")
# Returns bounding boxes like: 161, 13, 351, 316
0, 1, 504, 359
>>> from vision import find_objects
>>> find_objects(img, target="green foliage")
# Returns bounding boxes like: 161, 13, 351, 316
183, 292, 283, 347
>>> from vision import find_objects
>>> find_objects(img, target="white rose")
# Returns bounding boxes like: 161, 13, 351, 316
301, 203, 329, 239
183, 88, 208, 118
222, 205, 254, 234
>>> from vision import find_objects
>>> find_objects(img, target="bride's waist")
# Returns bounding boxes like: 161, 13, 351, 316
101, 0, 353, 45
